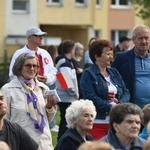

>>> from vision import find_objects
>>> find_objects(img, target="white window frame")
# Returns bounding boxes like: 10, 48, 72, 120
12, 0, 29, 13
111, 0, 132, 9
111, 30, 130, 47
96, 0, 102, 8
46, 0, 63, 6
75, 0, 87, 7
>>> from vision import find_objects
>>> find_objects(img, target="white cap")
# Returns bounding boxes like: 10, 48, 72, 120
26, 26, 47, 38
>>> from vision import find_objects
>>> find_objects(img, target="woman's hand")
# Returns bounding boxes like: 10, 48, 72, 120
76, 68, 83, 74
108, 91, 118, 104
45, 95, 57, 109
108, 98, 118, 104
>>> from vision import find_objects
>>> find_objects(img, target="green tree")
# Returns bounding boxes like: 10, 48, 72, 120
131, 0, 150, 19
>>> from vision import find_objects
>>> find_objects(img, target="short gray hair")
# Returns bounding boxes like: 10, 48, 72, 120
65, 99, 96, 129
132, 24, 150, 38
109, 103, 143, 133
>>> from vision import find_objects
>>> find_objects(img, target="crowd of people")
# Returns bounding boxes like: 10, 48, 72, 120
0, 24, 150, 150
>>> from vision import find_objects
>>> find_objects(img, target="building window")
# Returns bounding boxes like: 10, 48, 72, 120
47, 0, 63, 6
111, 0, 131, 9
12, 0, 29, 13
96, 0, 102, 8
75, 0, 87, 7
94, 30, 101, 38
111, 30, 129, 47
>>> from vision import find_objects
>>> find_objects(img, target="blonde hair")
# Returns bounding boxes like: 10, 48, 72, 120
0, 141, 10, 150
77, 141, 114, 150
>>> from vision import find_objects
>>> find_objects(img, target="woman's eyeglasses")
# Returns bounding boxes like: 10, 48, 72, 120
23, 64, 39, 70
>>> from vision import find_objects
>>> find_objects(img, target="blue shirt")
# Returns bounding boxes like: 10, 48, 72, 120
139, 127, 148, 140
135, 54, 150, 108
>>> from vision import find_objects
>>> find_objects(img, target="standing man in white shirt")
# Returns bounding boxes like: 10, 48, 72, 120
9, 26, 57, 85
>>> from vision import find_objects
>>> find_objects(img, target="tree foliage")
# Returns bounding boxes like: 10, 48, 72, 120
131, 0, 150, 19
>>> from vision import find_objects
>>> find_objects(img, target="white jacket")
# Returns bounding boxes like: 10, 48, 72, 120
2, 78, 56, 150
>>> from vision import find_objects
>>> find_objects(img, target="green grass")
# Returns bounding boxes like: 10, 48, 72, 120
52, 131, 58, 147
51, 109, 60, 147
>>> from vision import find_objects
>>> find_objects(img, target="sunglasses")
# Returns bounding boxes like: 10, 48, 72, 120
23, 64, 39, 70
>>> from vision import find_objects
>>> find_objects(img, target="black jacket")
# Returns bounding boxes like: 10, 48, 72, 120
54, 128, 93, 150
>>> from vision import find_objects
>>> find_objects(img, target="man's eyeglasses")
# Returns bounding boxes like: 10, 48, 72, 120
23, 64, 39, 70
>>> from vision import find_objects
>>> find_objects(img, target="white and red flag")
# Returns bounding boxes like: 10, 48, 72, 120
56, 72, 74, 89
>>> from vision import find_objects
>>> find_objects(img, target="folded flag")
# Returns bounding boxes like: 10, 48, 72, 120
56, 72, 74, 89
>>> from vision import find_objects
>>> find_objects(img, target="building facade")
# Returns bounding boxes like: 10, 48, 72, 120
0, 0, 149, 63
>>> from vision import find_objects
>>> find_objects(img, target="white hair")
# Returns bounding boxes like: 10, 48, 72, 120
65, 99, 97, 129
132, 24, 150, 38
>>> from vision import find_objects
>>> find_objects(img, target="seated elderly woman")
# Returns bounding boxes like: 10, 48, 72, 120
100, 103, 146, 150
1, 52, 57, 150
54, 99, 97, 150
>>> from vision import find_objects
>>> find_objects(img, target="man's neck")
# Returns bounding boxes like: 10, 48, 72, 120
134, 48, 149, 58
65, 53, 72, 59
116, 133, 133, 147
26, 43, 38, 51
118, 44, 124, 51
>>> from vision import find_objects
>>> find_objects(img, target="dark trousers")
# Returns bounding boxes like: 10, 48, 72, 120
57, 102, 71, 141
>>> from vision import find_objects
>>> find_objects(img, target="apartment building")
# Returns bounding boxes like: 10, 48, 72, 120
0, 0, 148, 63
